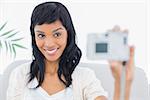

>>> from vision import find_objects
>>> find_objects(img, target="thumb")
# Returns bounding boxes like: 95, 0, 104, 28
129, 46, 135, 60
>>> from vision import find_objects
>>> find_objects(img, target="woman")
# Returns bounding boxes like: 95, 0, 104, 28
7, 2, 134, 100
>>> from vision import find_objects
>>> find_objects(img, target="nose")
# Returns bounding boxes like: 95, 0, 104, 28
44, 37, 55, 48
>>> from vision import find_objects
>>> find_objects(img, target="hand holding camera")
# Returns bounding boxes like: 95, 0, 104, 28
107, 25, 135, 81
108, 25, 135, 100
87, 26, 130, 61
87, 25, 135, 100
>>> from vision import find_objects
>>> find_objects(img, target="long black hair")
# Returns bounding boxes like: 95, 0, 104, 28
29, 2, 82, 88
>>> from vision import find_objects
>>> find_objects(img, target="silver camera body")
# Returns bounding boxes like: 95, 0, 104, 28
87, 32, 129, 61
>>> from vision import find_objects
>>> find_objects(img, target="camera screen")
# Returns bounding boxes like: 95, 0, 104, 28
96, 43, 108, 53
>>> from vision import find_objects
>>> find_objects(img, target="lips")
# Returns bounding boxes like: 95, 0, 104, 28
45, 48, 58, 55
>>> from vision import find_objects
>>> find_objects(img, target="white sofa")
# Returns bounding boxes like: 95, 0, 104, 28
79, 62, 149, 100
0, 60, 149, 100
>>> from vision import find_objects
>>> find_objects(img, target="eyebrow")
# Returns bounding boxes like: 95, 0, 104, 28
35, 27, 63, 34
52, 27, 63, 33
35, 30, 44, 34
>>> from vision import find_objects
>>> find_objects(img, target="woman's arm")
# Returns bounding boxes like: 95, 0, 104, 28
93, 26, 134, 100
109, 60, 122, 100
108, 26, 135, 100
109, 46, 135, 100
124, 46, 135, 100
109, 47, 134, 100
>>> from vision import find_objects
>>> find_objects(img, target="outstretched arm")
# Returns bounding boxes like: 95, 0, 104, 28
109, 26, 135, 100
109, 46, 134, 100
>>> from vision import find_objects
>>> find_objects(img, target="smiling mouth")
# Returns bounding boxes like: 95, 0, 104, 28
45, 48, 58, 55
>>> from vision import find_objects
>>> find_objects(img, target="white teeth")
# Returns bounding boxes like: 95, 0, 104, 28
46, 48, 57, 54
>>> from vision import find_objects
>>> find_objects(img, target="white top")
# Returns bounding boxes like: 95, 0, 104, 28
24, 85, 73, 100
7, 61, 108, 100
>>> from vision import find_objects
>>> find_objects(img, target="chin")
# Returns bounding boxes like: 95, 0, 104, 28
45, 55, 61, 63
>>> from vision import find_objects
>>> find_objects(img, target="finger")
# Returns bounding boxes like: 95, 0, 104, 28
125, 46, 135, 81
127, 46, 135, 66
108, 60, 122, 67
122, 29, 129, 34
112, 25, 121, 32
129, 46, 135, 59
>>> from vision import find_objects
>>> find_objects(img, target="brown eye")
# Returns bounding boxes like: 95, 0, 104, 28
37, 34, 45, 39
53, 32, 61, 38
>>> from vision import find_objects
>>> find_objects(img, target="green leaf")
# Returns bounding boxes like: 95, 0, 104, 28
0, 22, 7, 31
8, 42, 12, 54
4, 41, 8, 53
12, 45, 16, 58
0, 22, 28, 58
0, 29, 14, 37
5, 31, 19, 39
13, 43, 27, 49
11, 37, 24, 42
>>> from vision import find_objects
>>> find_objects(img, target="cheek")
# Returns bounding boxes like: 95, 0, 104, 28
35, 39, 43, 48
61, 35, 68, 48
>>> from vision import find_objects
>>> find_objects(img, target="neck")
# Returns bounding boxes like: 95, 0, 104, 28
45, 60, 59, 76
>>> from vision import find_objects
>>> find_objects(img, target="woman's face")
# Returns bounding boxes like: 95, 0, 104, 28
34, 20, 68, 63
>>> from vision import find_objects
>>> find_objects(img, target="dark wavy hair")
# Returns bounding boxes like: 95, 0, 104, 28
29, 2, 82, 88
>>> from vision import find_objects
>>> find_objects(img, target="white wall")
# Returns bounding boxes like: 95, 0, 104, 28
0, 0, 149, 83
147, 0, 150, 85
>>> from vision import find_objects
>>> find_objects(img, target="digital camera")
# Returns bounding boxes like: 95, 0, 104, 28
87, 32, 129, 61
